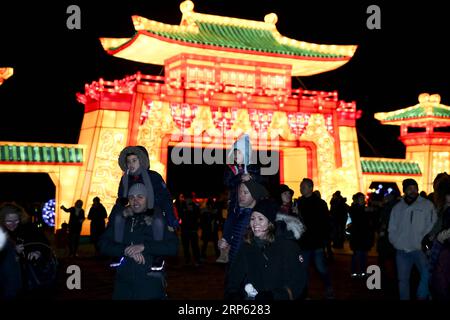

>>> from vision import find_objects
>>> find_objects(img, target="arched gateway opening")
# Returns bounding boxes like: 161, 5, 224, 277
165, 146, 284, 199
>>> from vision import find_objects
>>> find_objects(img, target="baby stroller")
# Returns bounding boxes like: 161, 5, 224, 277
22, 242, 59, 293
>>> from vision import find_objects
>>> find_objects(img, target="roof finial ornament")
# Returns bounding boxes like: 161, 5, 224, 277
180, 0, 195, 14
419, 93, 441, 104
264, 13, 278, 25
418, 93, 430, 104
429, 94, 441, 104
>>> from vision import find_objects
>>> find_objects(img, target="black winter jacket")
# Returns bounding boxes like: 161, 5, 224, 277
298, 194, 331, 250
225, 236, 307, 300
99, 209, 178, 300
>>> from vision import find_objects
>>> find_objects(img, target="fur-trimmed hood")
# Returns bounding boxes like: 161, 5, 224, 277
275, 213, 305, 240
118, 146, 155, 209
118, 146, 150, 172
0, 227, 6, 251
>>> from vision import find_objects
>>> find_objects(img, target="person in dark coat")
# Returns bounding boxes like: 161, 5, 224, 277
348, 192, 374, 278
0, 226, 22, 299
99, 183, 179, 300
277, 184, 296, 216
0, 203, 52, 295
329, 191, 349, 249
87, 197, 108, 256
297, 178, 334, 299
219, 180, 269, 265
178, 194, 201, 266
61, 199, 85, 257
117, 145, 179, 270
200, 197, 220, 259
225, 199, 307, 300
429, 175, 450, 300
376, 190, 400, 294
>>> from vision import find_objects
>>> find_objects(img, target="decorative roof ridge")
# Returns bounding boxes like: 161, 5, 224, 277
132, 15, 200, 34
178, 0, 357, 57
360, 157, 422, 174
375, 93, 450, 122
131, 13, 356, 58
360, 157, 420, 164
271, 31, 357, 57
180, 0, 275, 31
99, 37, 133, 51
99, 0, 357, 74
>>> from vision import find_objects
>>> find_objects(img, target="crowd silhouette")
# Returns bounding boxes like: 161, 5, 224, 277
1, 143, 450, 301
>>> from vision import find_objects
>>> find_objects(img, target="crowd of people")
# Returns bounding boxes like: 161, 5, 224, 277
1, 136, 450, 301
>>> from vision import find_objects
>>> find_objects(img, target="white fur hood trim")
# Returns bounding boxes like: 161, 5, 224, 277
275, 213, 305, 239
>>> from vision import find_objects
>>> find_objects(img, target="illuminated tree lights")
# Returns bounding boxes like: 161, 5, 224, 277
42, 199, 56, 227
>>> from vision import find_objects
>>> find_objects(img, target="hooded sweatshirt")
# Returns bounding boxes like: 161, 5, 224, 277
227, 134, 252, 174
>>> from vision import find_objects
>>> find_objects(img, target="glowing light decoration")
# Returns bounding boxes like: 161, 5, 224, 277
42, 199, 56, 227
170, 103, 198, 132
287, 113, 310, 136
211, 107, 237, 133
86, 129, 128, 220
301, 114, 336, 201
100, 1, 357, 76
249, 109, 274, 134
431, 152, 450, 186
0, 68, 14, 86
268, 111, 297, 141
376, 93, 450, 193
187, 106, 222, 137
7, 2, 417, 236
137, 101, 178, 180
140, 100, 153, 125
325, 115, 334, 135
335, 126, 363, 201
231, 109, 253, 137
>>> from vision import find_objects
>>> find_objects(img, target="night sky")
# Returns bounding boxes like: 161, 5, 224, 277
0, 0, 449, 202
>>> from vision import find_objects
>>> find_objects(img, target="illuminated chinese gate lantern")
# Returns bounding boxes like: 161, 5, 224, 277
375, 93, 450, 193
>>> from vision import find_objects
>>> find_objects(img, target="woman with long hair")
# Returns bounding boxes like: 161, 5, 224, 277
225, 199, 307, 300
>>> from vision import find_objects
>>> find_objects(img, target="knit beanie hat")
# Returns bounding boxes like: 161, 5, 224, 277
128, 183, 147, 197
252, 199, 278, 223
243, 180, 268, 201
402, 178, 418, 192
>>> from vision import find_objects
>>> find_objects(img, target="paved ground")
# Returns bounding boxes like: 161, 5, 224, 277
47, 238, 400, 300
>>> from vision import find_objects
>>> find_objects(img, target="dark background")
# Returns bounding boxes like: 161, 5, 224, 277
0, 0, 448, 202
